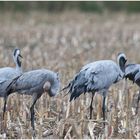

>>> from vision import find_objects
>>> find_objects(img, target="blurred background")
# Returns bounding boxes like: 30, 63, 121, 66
0, 1, 140, 12
0, 1, 139, 139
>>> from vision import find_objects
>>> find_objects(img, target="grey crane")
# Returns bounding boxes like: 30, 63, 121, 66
125, 63, 140, 114
0, 48, 23, 119
8, 69, 60, 137
62, 53, 127, 122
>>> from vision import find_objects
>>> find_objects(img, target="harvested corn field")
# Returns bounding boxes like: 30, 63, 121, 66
0, 11, 139, 139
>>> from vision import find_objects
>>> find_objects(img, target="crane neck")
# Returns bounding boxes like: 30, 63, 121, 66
118, 57, 126, 73
16, 65, 22, 73
14, 55, 22, 73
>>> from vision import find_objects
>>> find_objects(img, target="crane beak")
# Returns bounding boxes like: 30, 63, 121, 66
19, 54, 23, 58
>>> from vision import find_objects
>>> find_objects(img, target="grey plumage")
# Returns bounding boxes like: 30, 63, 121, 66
0, 49, 22, 96
10, 69, 60, 137
125, 64, 140, 83
12, 69, 60, 97
134, 70, 140, 84
63, 53, 127, 121
65, 59, 125, 101
0, 48, 23, 134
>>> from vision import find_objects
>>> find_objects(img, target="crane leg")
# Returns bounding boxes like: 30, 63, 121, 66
136, 90, 140, 114
90, 92, 95, 119
102, 96, 106, 126
30, 96, 38, 138
3, 96, 7, 120
2, 96, 7, 136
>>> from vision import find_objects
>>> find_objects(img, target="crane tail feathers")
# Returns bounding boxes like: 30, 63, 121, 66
63, 71, 88, 101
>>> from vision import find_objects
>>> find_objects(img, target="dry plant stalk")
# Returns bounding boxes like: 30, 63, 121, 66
88, 122, 96, 139
96, 94, 102, 120
65, 102, 70, 119
0, 12, 139, 139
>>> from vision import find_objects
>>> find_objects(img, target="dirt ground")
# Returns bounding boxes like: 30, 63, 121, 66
0, 11, 139, 139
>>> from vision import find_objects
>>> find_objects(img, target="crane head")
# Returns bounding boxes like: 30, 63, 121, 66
117, 52, 127, 63
13, 48, 23, 67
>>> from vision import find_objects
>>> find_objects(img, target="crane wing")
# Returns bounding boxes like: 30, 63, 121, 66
125, 64, 140, 82
15, 72, 46, 91
0, 79, 6, 85
134, 71, 140, 83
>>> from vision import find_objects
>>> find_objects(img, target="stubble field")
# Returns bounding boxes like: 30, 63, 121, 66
0, 11, 139, 139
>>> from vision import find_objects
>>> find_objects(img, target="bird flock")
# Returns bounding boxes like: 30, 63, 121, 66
0, 48, 139, 138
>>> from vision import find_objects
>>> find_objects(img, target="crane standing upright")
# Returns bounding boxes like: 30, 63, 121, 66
0, 48, 23, 135
63, 53, 127, 122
